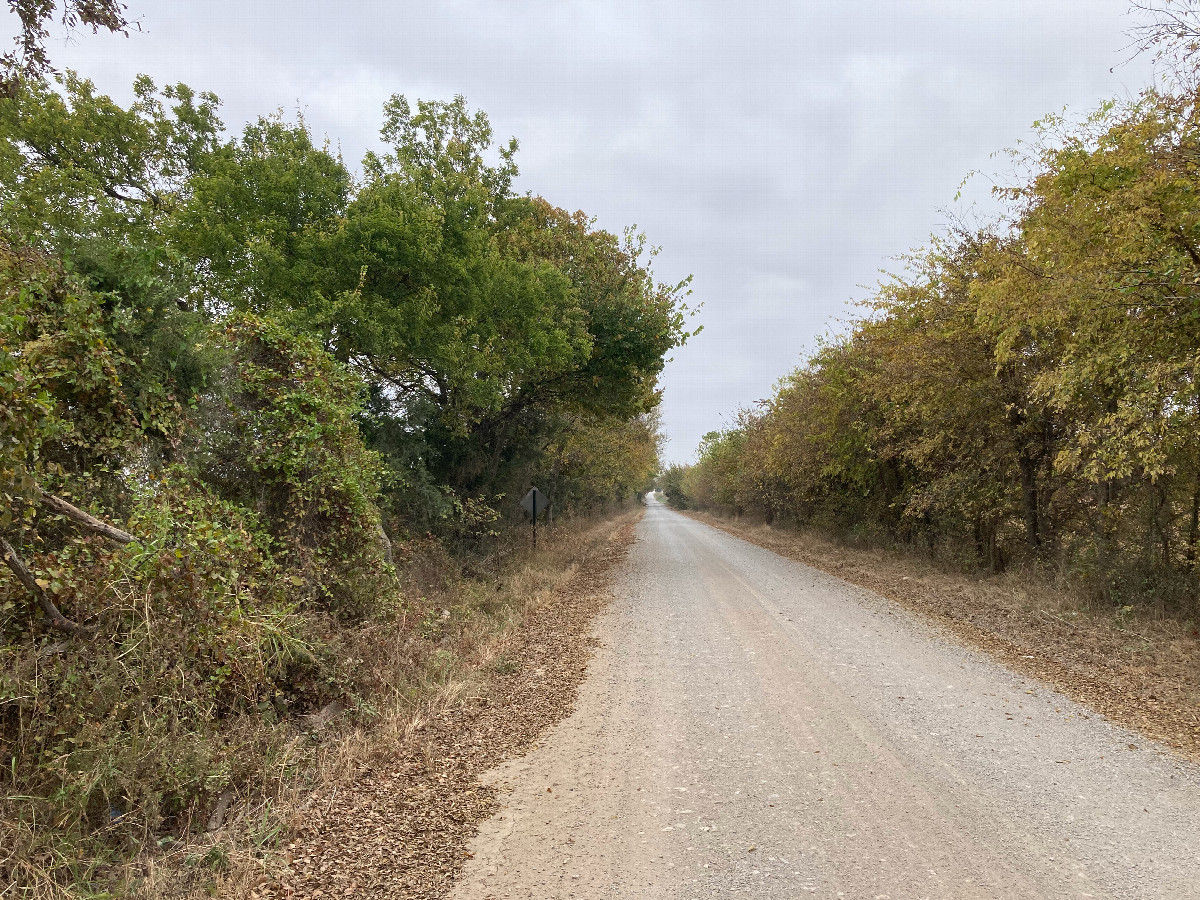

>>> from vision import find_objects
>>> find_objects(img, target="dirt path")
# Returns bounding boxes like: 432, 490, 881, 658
451, 498, 1200, 899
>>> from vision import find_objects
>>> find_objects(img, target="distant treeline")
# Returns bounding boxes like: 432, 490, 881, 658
667, 71, 1200, 604
0, 72, 689, 886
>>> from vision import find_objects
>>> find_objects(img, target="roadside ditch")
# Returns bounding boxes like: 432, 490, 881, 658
228, 512, 640, 900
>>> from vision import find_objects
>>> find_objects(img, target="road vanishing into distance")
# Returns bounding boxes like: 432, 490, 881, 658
453, 499, 1200, 899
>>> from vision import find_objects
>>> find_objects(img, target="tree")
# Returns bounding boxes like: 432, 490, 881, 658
1130, 1, 1200, 81
171, 112, 351, 312
0, 72, 222, 248
657, 463, 692, 509
2, 0, 131, 95
182, 94, 692, 505
684, 69, 1200, 592
1, 76, 693, 529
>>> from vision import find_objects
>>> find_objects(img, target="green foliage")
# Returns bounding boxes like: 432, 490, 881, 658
0, 71, 222, 434
543, 412, 662, 513
172, 113, 350, 311
0, 243, 157, 528
657, 463, 692, 509
684, 428, 747, 513
978, 94, 1200, 487
197, 314, 396, 619
0, 249, 360, 885
162, 90, 693, 517
0, 72, 222, 247
0, 71, 686, 894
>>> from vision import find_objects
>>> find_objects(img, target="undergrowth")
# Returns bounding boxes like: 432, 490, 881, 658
114, 510, 633, 900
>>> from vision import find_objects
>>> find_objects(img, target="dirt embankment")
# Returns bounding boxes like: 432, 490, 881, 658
237, 513, 640, 900
686, 511, 1200, 761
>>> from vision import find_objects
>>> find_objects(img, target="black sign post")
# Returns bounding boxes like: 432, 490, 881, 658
521, 487, 548, 549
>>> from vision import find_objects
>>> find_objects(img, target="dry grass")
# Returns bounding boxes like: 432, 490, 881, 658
687, 511, 1200, 761
105, 508, 642, 900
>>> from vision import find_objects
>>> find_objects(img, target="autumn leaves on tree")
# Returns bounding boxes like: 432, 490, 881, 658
676, 3, 1200, 601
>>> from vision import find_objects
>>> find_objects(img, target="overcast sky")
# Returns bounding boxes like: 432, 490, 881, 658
21, 1, 1157, 461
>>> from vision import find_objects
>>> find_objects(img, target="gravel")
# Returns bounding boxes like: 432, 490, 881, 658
452, 498, 1200, 899
688, 510, 1200, 762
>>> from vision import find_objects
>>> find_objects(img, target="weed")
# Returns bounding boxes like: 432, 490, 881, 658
491, 654, 519, 675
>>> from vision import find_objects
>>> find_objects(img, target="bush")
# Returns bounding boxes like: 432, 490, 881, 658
0, 251, 395, 893
195, 314, 397, 620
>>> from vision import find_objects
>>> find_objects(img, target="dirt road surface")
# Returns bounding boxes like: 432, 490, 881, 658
451, 499, 1200, 899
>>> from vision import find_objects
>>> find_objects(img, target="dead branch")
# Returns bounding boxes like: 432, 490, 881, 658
205, 788, 236, 832
37, 489, 136, 545
0, 488, 137, 634
0, 536, 96, 635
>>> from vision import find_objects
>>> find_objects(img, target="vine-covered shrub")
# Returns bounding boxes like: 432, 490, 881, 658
0, 250, 393, 882
2, 478, 321, 841
195, 314, 397, 620
0, 243, 150, 532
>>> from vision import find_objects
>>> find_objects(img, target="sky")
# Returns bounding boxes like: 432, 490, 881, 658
17, 1, 1158, 461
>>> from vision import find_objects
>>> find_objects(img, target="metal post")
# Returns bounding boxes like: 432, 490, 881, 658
533, 490, 538, 549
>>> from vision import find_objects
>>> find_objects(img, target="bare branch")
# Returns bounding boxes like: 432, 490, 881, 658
38, 489, 136, 545
0, 536, 96, 635
2, 1, 132, 95
1128, 1, 1200, 82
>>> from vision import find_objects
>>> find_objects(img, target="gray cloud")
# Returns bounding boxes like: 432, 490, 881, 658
17, 0, 1155, 459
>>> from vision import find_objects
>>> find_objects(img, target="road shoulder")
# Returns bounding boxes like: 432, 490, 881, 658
251, 513, 640, 900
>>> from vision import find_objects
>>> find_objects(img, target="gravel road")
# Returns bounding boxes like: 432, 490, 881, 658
451, 499, 1200, 899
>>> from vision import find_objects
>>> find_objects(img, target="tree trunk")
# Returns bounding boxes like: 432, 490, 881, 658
974, 519, 1004, 575
1155, 481, 1172, 568
1018, 454, 1041, 548
1186, 480, 1200, 567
